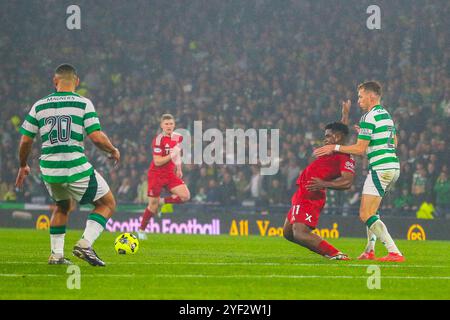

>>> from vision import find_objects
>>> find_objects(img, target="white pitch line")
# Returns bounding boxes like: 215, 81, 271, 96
1, 261, 449, 268
0, 274, 59, 277
154, 274, 450, 280
1, 273, 449, 280
107, 261, 450, 269
0, 274, 134, 278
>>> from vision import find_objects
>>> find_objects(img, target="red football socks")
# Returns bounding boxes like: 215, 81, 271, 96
140, 207, 155, 230
317, 240, 340, 257
164, 196, 183, 204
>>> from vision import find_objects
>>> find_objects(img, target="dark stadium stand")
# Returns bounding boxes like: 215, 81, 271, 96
1, 0, 448, 217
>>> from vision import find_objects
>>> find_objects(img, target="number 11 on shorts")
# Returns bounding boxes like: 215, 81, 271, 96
290, 205, 300, 223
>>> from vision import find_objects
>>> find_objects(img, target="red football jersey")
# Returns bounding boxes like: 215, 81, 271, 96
149, 132, 183, 174
296, 153, 355, 200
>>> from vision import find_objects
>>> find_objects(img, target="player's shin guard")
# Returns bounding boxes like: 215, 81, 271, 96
140, 207, 155, 230
364, 211, 379, 252
50, 225, 66, 256
164, 195, 183, 204
367, 215, 401, 255
81, 213, 108, 247
365, 227, 377, 252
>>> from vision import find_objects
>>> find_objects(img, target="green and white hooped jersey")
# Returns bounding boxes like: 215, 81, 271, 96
20, 92, 101, 183
358, 105, 400, 171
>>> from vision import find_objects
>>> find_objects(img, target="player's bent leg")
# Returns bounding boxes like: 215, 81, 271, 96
359, 194, 382, 223
282, 219, 295, 242
73, 191, 115, 267
92, 190, 116, 219
290, 223, 349, 260
148, 196, 160, 212
146, 172, 165, 219
360, 194, 404, 262
48, 199, 74, 265
357, 195, 382, 260
138, 196, 159, 239
285, 201, 349, 260
50, 199, 72, 227
358, 209, 381, 260
358, 229, 377, 260
292, 223, 322, 249
165, 184, 190, 204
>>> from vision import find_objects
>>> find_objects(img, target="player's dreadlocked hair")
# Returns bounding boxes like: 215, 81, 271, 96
325, 122, 349, 136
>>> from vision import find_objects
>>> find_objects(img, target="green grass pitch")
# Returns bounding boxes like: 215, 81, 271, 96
0, 228, 449, 300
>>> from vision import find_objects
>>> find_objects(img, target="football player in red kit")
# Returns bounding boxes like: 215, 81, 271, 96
138, 114, 190, 239
283, 112, 355, 260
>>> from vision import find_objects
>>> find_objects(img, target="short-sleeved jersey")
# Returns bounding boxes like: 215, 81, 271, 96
296, 153, 355, 200
149, 132, 183, 174
19, 91, 101, 183
358, 105, 400, 171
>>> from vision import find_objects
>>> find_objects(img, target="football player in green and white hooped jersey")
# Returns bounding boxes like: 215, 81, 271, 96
15, 64, 120, 266
314, 81, 404, 262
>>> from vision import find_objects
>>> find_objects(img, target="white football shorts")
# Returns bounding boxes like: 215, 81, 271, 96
44, 169, 110, 204
362, 169, 400, 197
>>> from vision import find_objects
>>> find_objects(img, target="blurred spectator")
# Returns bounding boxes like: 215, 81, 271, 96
434, 171, 450, 218
3, 184, 16, 202
134, 175, 148, 204
233, 170, 249, 202
394, 189, 414, 215
411, 163, 428, 209
0, 181, 8, 200
411, 163, 429, 210
205, 179, 220, 204
399, 162, 413, 190
247, 166, 265, 200
324, 189, 345, 215
219, 172, 237, 205
0, 0, 448, 218
285, 159, 301, 195
117, 178, 134, 202
193, 187, 207, 204
426, 162, 439, 203
266, 179, 285, 205
342, 185, 360, 216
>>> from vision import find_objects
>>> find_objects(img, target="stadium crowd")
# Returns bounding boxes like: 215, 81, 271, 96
1, 0, 449, 217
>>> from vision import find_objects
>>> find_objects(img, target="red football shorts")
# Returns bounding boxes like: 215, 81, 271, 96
147, 171, 185, 197
286, 190, 325, 228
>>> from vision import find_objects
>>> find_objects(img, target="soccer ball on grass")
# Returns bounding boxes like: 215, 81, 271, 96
114, 233, 139, 254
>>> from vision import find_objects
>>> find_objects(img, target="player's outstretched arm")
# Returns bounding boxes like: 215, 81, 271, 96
306, 172, 354, 191
335, 139, 369, 156
313, 138, 369, 157
15, 135, 34, 188
88, 130, 120, 164
340, 99, 351, 125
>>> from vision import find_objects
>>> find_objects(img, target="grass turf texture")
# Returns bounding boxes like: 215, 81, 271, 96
0, 228, 449, 300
